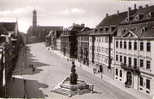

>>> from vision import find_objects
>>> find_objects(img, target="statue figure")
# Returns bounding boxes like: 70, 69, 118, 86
70, 61, 78, 85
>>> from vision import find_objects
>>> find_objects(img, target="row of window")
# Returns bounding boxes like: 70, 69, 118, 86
95, 26, 115, 32
115, 69, 122, 77
140, 77, 150, 90
94, 53, 109, 64
96, 46, 109, 53
78, 36, 89, 41
95, 37, 109, 43
116, 55, 151, 69
116, 40, 151, 52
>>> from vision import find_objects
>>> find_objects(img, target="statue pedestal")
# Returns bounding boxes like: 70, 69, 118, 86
51, 77, 93, 97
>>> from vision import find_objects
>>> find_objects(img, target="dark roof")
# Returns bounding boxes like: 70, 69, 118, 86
36, 26, 63, 31
136, 5, 154, 15
27, 26, 63, 36
0, 24, 7, 35
68, 25, 84, 32
78, 27, 92, 36
121, 5, 154, 24
80, 27, 91, 32
141, 28, 154, 38
97, 11, 127, 27
0, 22, 16, 31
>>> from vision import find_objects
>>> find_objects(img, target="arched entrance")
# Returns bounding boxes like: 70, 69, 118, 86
125, 71, 132, 88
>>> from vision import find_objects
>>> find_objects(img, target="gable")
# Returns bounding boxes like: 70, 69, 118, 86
122, 30, 138, 38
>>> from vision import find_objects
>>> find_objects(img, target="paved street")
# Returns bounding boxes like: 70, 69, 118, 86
7, 42, 140, 99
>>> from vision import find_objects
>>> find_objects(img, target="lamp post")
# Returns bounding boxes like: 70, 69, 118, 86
2, 45, 6, 97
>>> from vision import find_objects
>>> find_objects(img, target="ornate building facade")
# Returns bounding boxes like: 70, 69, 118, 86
114, 5, 154, 96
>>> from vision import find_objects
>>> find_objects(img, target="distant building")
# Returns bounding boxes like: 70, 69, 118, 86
77, 27, 92, 65
27, 10, 63, 43
61, 24, 85, 58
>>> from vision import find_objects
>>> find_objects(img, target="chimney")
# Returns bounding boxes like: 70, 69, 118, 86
139, 5, 143, 9
81, 24, 85, 27
117, 10, 119, 15
128, 7, 131, 22
134, 4, 137, 10
145, 4, 149, 8
106, 13, 109, 17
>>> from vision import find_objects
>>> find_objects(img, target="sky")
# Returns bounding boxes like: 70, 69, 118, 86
0, 0, 153, 33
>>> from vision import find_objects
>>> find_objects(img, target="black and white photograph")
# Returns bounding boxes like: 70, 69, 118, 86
0, 0, 154, 99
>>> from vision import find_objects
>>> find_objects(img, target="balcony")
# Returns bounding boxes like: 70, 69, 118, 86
121, 63, 140, 75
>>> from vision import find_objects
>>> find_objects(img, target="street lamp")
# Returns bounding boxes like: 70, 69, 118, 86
1, 45, 6, 97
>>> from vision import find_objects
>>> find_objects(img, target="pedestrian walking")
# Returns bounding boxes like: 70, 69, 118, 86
30, 64, 35, 72
32, 67, 35, 72
93, 68, 97, 75
99, 65, 103, 79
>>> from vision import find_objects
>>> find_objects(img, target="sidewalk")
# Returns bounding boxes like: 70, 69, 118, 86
48, 48, 152, 99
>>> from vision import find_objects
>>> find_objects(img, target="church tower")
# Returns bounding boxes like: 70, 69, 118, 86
33, 9, 37, 28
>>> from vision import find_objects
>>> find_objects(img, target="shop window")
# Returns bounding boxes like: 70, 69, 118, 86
116, 69, 118, 76
140, 77, 143, 86
120, 70, 122, 77
146, 79, 150, 90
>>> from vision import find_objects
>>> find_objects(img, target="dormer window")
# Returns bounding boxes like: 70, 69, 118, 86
139, 14, 144, 20
95, 29, 98, 32
105, 27, 109, 32
135, 14, 144, 21
100, 28, 103, 32
142, 27, 148, 32
148, 12, 154, 18
111, 26, 115, 31
130, 16, 133, 21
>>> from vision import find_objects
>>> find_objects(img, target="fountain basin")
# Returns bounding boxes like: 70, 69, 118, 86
60, 77, 89, 91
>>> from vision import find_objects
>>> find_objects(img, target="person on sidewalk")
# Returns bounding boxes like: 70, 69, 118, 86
99, 65, 103, 79
31, 64, 35, 72
93, 68, 97, 75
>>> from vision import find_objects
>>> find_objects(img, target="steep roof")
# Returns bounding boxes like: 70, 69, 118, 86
97, 11, 127, 27
36, 26, 63, 31
0, 22, 17, 31
140, 28, 154, 38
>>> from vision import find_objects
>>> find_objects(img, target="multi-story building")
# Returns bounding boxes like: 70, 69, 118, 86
114, 4, 154, 96
0, 20, 20, 94
89, 11, 128, 78
77, 27, 91, 65
61, 24, 85, 58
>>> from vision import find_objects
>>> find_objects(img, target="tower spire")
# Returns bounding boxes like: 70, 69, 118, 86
33, 9, 37, 28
